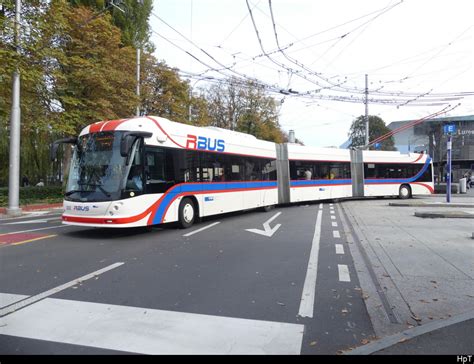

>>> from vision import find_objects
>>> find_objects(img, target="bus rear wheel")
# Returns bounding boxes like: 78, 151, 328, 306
399, 184, 412, 199
178, 197, 196, 229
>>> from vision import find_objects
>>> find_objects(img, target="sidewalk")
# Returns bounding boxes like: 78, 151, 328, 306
340, 191, 474, 355
407, 188, 474, 219
346, 312, 474, 355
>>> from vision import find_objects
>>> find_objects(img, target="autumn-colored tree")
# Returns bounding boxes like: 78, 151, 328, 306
348, 115, 396, 151
205, 78, 285, 143
0, 2, 140, 186
68, 0, 154, 49
140, 57, 210, 125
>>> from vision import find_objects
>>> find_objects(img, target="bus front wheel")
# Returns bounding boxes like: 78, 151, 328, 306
399, 184, 412, 199
178, 197, 196, 229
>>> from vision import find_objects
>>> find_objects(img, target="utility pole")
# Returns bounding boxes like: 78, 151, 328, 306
136, 47, 140, 117
135, 0, 143, 117
364, 74, 369, 148
7, 0, 22, 217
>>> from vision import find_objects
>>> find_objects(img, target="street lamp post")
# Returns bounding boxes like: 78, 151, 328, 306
7, 0, 22, 217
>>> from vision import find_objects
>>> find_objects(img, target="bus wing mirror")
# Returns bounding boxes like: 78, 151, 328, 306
120, 131, 152, 158
50, 137, 77, 161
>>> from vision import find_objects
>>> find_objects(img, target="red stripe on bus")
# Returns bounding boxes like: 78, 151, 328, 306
412, 182, 434, 193
101, 119, 126, 131
145, 116, 187, 149
89, 122, 106, 133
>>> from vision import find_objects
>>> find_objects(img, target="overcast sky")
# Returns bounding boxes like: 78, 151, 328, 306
149, 0, 474, 147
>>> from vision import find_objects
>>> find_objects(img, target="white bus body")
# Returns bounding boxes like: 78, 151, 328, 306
56, 116, 433, 228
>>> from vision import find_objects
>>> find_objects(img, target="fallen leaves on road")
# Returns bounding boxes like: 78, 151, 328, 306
309, 341, 317, 346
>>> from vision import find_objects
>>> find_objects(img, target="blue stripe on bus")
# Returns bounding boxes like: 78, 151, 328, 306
365, 157, 431, 184
152, 181, 278, 224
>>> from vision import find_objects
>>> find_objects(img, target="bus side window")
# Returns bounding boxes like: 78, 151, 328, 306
144, 147, 176, 194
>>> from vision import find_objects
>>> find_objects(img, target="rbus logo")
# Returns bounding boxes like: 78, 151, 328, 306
186, 134, 225, 152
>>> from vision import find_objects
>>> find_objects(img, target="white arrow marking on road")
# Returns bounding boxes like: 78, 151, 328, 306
246, 212, 282, 237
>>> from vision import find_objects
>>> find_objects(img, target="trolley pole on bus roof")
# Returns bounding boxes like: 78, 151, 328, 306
7, 0, 22, 217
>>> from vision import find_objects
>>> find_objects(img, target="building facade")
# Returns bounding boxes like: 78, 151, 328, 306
387, 115, 474, 182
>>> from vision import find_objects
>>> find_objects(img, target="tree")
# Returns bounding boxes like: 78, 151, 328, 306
205, 78, 285, 143
68, 0, 154, 49
140, 58, 210, 125
348, 115, 396, 151
0, 2, 140, 186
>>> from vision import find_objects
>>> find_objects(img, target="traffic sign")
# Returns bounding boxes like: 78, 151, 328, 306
443, 124, 456, 134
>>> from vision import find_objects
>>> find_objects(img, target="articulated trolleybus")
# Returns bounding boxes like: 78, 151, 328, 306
51, 116, 433, 229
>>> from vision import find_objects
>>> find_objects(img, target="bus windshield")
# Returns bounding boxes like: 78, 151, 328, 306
66, 131, 132, 202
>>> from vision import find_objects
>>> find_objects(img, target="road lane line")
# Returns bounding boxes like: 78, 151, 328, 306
0, 297, 304, 354
332, 222, 338, 227
330, 210, 335, 215
338, 264, 351, 282
183, 222, 221, 237
10, 234, 57, 246
298, 209, 323, 318
335, 244, 345, 255
0, 262, 124, 317
319, 203, 323, 210
331, 215, 336, 220
4, 217, 61, 225
333, 230, 341, 238
0, 225, 69, 236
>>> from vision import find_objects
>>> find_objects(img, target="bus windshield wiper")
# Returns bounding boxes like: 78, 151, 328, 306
65, 189, 87, 196
78, 182, 111, 197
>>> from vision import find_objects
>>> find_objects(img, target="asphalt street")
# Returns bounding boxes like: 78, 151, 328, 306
0, 202, 375, 354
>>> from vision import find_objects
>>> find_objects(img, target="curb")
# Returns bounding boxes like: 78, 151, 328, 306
390, 202, 474, 208
344, 309, 474, 355
414, 211, 474, 218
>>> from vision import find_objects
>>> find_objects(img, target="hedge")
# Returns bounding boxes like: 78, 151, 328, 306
0, 186, 64, 206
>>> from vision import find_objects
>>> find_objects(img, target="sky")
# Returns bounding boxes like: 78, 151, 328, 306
149, 0, 474, 148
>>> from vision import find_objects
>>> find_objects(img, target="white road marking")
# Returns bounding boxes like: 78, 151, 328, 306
329, 204, 333, 207
298, 209, 323, 318
246, 212, 282, 237
330, 210, 335, 215
333, 230, 341, 238
0, 293, 29, 309
332, 222, 338, 227
319, 203, 323, 210
0, 262, 124, 317
0, 297, 304, 354
183, 222, 221, 237
331, 215, 336, 220
338, 264, 351, 282
335, 244, 345, 255
5, 217, 61, 225
0, 225, 69, 235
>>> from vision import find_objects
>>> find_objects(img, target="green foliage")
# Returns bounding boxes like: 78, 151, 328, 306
68, 0, 153, 49
0, 186, 64, 206
348, 115, 397, 151
0, 1, 287, 189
